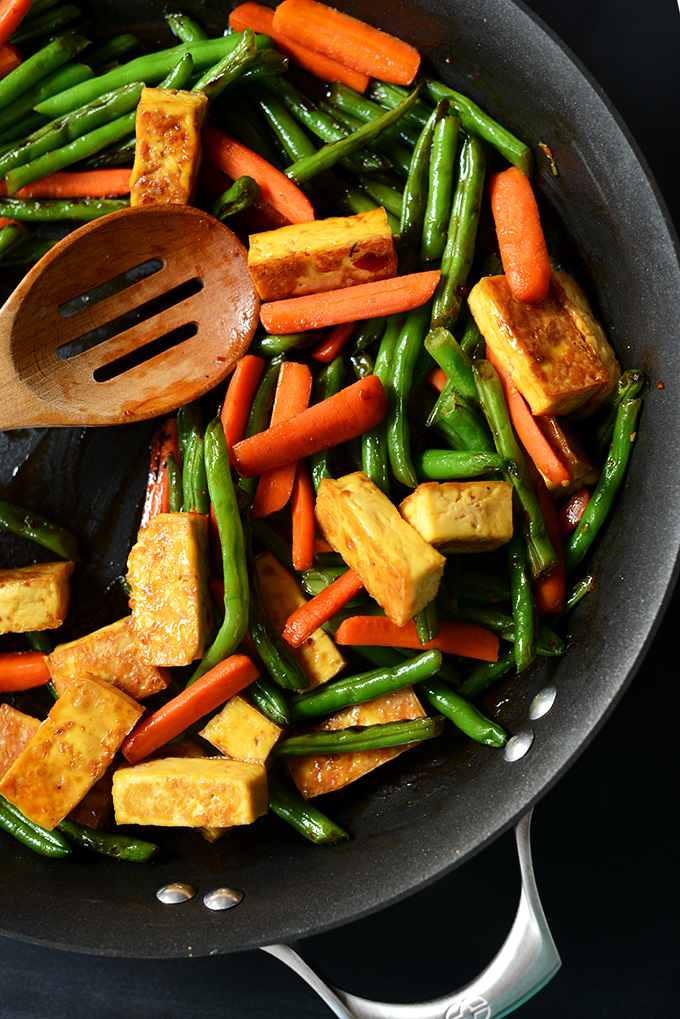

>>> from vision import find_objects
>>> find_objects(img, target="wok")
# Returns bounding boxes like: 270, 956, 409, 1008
1, 0, 679, 1013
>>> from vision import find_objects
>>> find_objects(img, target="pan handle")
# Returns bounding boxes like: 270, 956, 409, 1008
261, 809, 560, 1019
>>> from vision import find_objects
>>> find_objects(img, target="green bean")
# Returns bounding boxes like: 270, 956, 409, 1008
387, 303, 431, 488
417, 677, 507, 747
356, 175, 404, 219
274, 716, 445, 756
0, 62, 92, 136
591, 369, 646, 464
237, 353, 284, 502
413, 448, 512, 480
301, 564, 349, 598
324, 101, 412, 176
422, 113, 459, 263
57, 818, 158, 862
160, 51, 194, 89
165, 12, 208, 43
251, 85, 316, 163
268, 773, 349, 844
431, 133, 486, 331
178, 404, 208, 515
474, 359, 557, 579
192, 27, 258, 101
327, 81, 421, 149
83, 33, 140, 70
350, 350, 374, 379
0, 80, 143, 178
414, 599, 439, 644
217, 96, 282, 167
0, 237, 55, 264
35, 34, 273, 118
0, 496, 79, 559
562, 573, 596, 615
288, 650, 442, 722
249, 330, 319, 357
212, 174, 261, 221
9, 3, 81, 47
166, 451, 183, 513
423, 78, 534, 175
0, 33, 89, 113
361, 314, 401, 495
428, 387, 494, 452
310, 354, 346, 490
425, 326, 478, 405
507, 529, 538, 672
0, 195, 128, 221
565, 397, 642, 574
285, 84, 423, 185
457, 567, 510, 604
459, 312, 485, 360
368, 81, 432, 129
0, 796, 72, 858
450, 602, 563, 657
457, 646, 516, 699
186, 419, 249, 686
247, 674, 290, 726
351, 316, 387, 354
400, 100, 438, 258
0, 220, 29, 257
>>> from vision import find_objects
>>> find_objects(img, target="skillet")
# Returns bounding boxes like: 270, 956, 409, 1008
0, 0, 679, 999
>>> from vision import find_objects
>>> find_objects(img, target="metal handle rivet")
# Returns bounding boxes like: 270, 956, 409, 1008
203, 887, 244, 911
156, 882, 197, 905
529, 685, 557, 720
503, 728, 534, 762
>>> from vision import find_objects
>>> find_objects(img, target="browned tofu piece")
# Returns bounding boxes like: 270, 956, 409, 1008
199, 694, 282, 763
0, 703, 40, 778
0, 561, 74, 634
129, 86, 209, 206
467, 272, 620, 416
247, 207, 397, 301
46, 615, 170, 699
68, 765, 115, 830
287, 687, 426, 799
126, 512, 212, 667
112, 757, 268, 828
255, 551, 346, 687
399, 481, 514, 554
0, 676, 143, 830
148, 738, 227, 841
315, 472, 445, 626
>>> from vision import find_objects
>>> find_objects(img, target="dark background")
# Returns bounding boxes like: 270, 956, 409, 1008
1, 0, 678, 1016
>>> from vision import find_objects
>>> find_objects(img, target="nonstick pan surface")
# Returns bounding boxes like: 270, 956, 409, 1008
1, 0, 679, 963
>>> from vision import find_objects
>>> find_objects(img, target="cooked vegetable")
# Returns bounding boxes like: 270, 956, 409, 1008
291, 459, 316, 571
0, 497, 79, 560
334, 615, 499, 661
0, 651, 50, 692
489, 166, 552, 303
282, 568, 364, 648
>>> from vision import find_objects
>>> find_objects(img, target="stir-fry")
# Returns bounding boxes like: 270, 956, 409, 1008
0, 0, 645, 862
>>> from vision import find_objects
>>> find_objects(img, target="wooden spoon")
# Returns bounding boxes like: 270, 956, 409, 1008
0, 204, 260, 429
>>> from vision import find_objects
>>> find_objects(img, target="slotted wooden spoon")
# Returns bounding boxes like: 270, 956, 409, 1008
0, 203, 260, 429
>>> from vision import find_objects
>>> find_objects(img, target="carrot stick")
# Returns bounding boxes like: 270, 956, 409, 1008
489, 166, 552, 304
558, 487, 591, 538
272, 0, 421, 86
139, 417, 180, 529
252, 361, 313, 518
427, 366, 448, 393
291, 459, 316, 571
534, 475, 566, 614
0, 0, 33, 49
202, 124, 315, 225
334, 615, 500, 662
259, 270, 440, 334
0, 169, 132, 198
232, 374, 387, 477
229, 2, 370, 92
0, 651, 50, 692
0, 40, 21, 79
121, 653, 259, 765
220, 354, 265, 456
310, 321, 355, 363
486, 345, 572, 486
282, 568, 364, 648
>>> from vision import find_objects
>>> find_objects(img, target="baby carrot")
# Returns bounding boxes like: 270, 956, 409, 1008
290, 458, 316, 571
282, 568, 364, 648
220, 354, 265, 455
489, 166, 552, 303
334, 615, 500, 662
0, 0, 33, 49
0, 651, 50, 692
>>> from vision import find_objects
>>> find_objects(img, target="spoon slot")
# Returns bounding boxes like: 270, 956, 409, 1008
57, 258, 164, 318
93, 321, 199, 382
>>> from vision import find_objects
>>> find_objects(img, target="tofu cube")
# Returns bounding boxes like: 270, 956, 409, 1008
199, 694, 282, 763
247, 207, 397, 301
315, 472, 446, 626
0, 676, 143, 830
111, 757, 268, 828
129, 86, 209, 207
287, 687, 426, 799
0, 561, 74, 634
46, 615, 170, 699
467, 271, 620, 416
0, 704, 40, 778
399, 481, 513, 554
255, 551, 346, 687
126, 512, 212, 667
147, 739, 228, 842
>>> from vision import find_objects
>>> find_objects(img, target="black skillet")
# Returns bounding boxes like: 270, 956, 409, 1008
1, 0, 679, 1003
